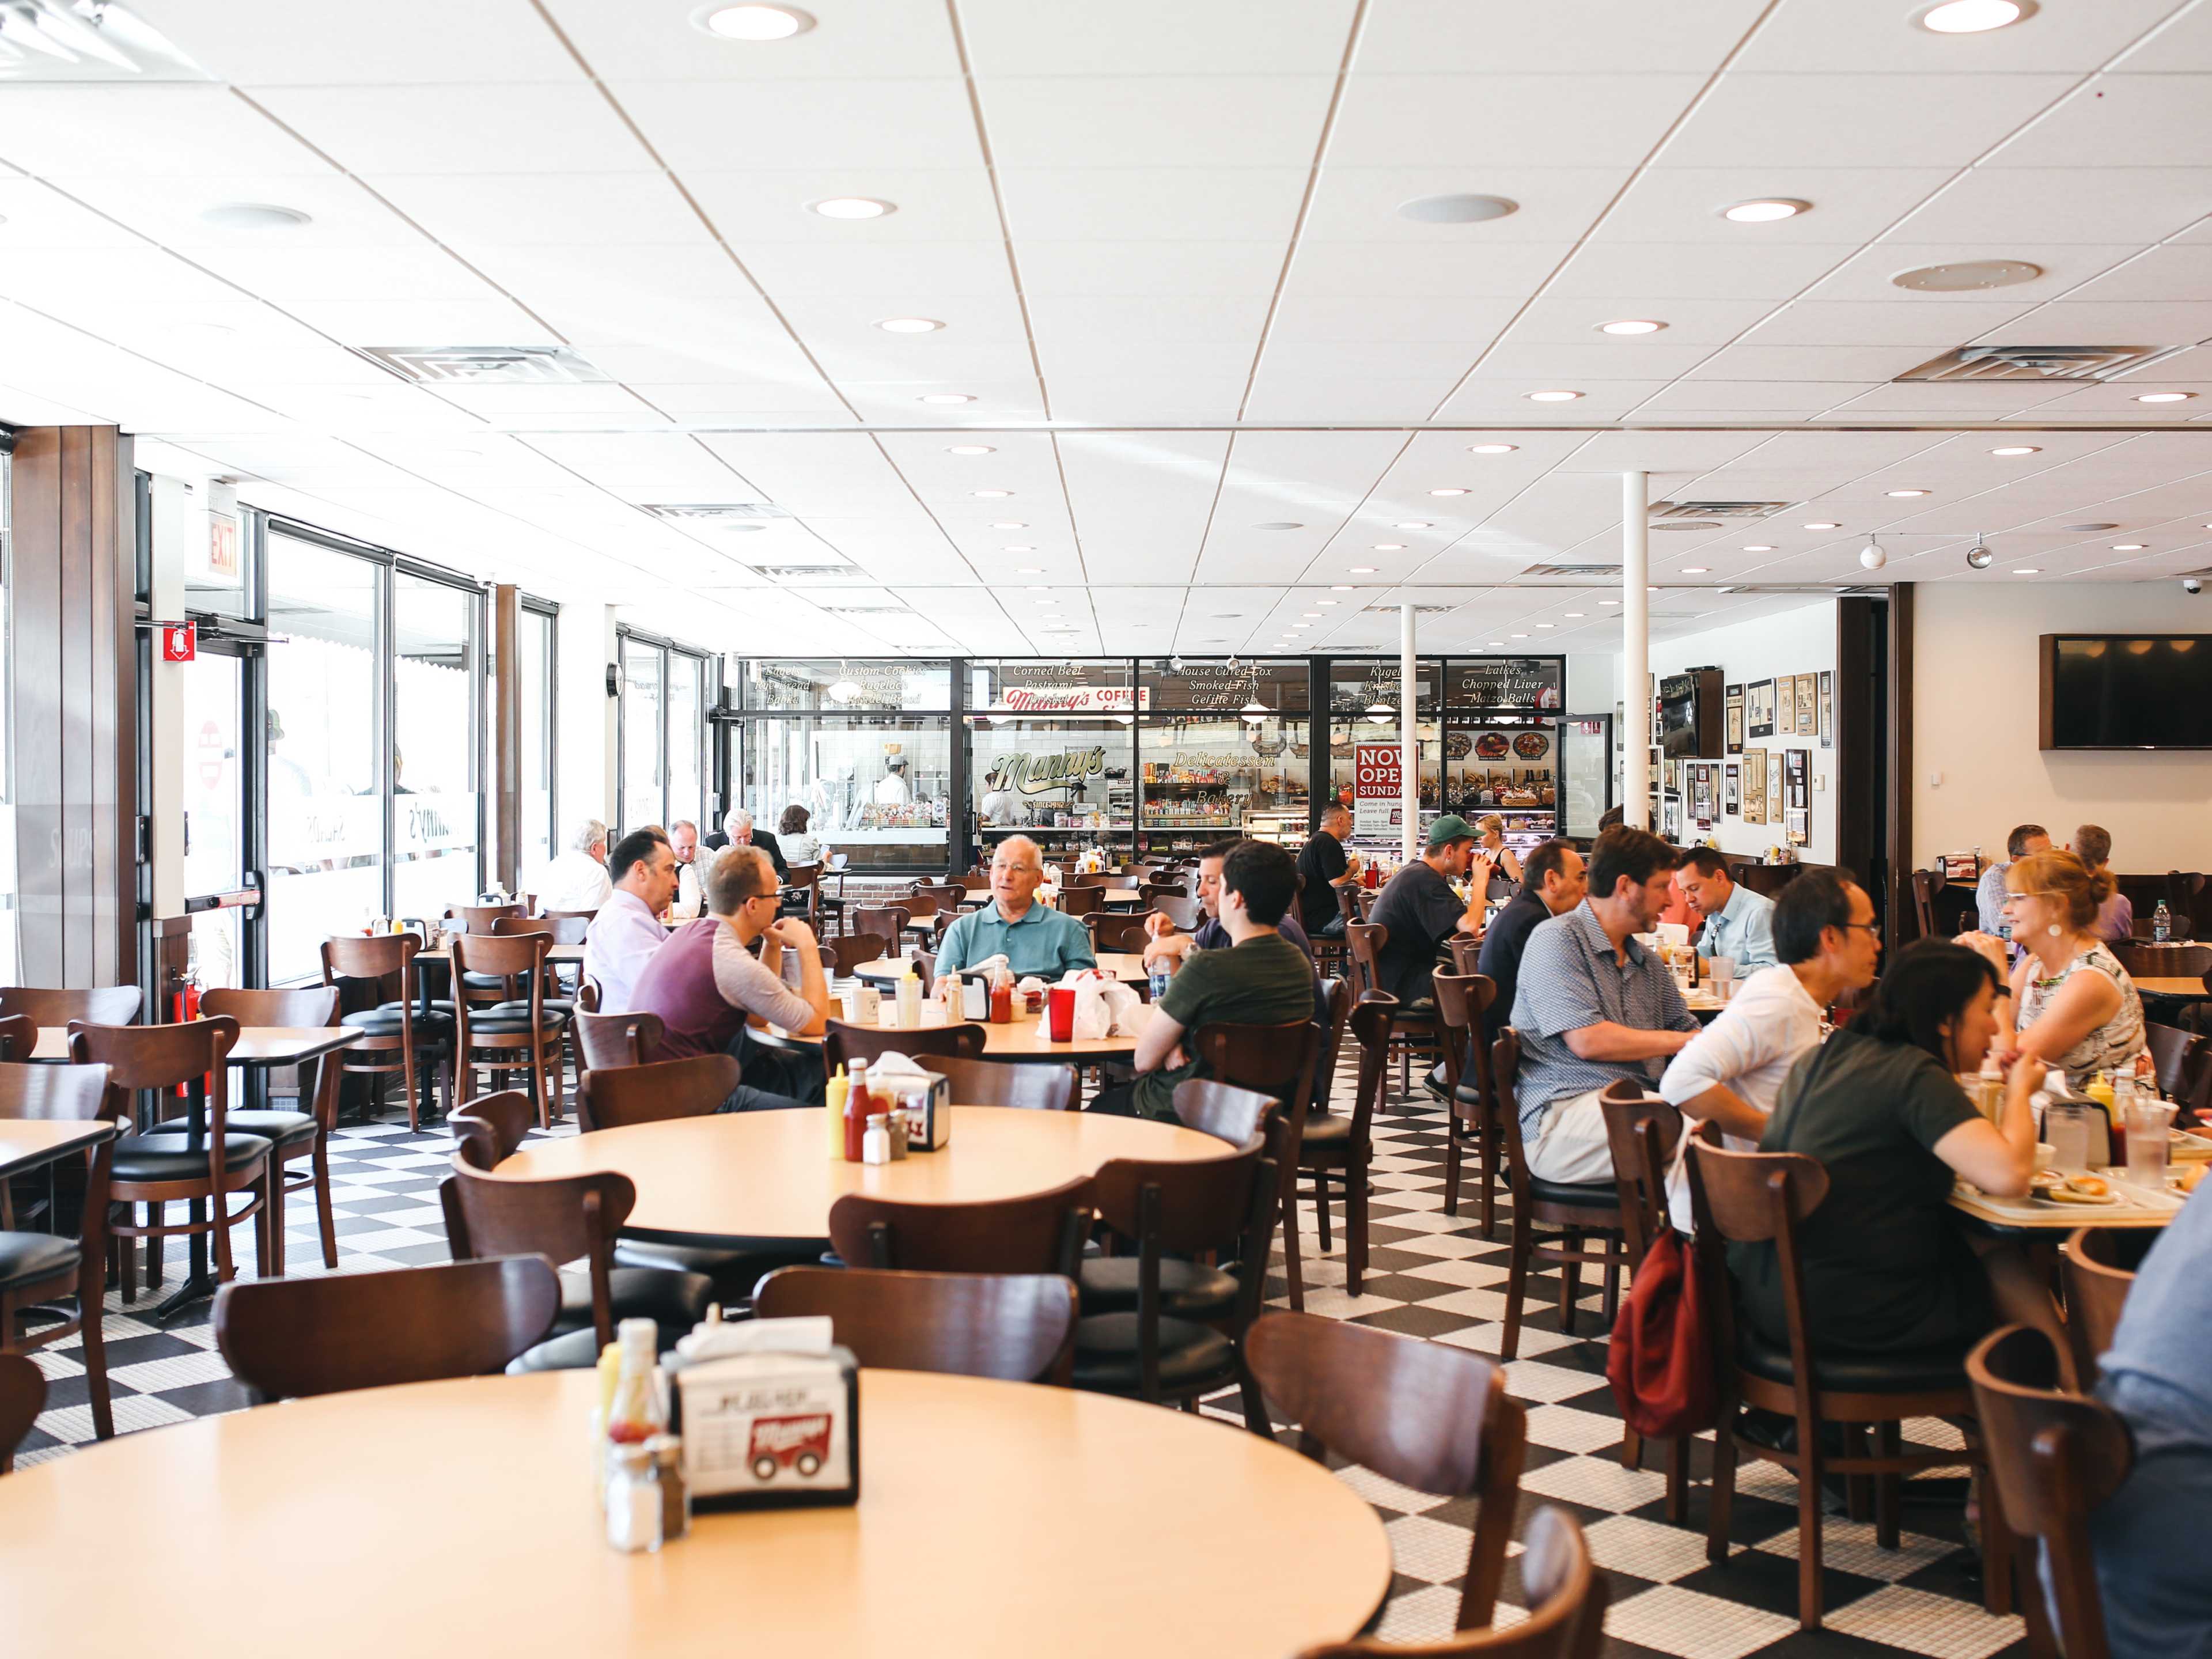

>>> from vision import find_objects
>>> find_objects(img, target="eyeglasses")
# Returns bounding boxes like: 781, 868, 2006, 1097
1840, 921, 1881, 935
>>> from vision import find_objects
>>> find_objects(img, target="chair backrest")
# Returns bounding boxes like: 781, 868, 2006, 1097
1189, 1017, 1323, 1236
852, 906, 910, 946
827, 1175, 1094, 1275
1346, 996, 1397, 1147
1317, 972, 1352, 1083
823, 1018, 986, 1075
320, 931, 419, 1000
2113, 940, 2212, 979
69, 1019, 239, 1142
449, 930, 551, 982
1336, 882, 1362, 926
1172, 1078, 1281, 1147
448, 1089, 536, 1170
200, 985, 340, 1029
1139, 881, 1190, 901
0, 985, 142, 1027
899, 888, 941, 918
448, 903, 527, 934
1247, 1310, 1528, 1634
571, 1010, 665, 1074
1344, 921, 1387, 997
1066, 872, 1106, 889
0, 1013, 34, 1062
1684, 1135, 1831, 1410
1089, 913, 1154, 953
579, 1053, 737, 1132
1966, 1324, 2133, 1659
1911, 868, 1945, 941
1056, 885, 1104, 918
918, 1055, 1077, 1111
2061, 1225, 2152, 1377
753, 1268, 1079, 1385
2145, 1021, 2212, 1119
0, 1352, 46, 1474
214, 1257, 562, 1402
1147, 893, 1200, 931
1090, 1134, 1269, 1263
827, 933, 890, 975
0, 1059, 116, 1123
442, 1160, 637, 1346
1430, 971, 1499, 1118
1447, 934, 1484, 975
490, 915, 558, 940
1597, 1081, 1684, 1266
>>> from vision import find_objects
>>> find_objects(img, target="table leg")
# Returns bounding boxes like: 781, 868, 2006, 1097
149, 1077, 218, 1323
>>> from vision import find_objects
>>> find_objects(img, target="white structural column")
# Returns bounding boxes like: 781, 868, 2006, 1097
1399, 602, 1418, 863
1622, 471, 1650, 830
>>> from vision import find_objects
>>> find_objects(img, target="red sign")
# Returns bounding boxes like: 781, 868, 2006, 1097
160, 623, 197, 663
1353, 742, 1404, 838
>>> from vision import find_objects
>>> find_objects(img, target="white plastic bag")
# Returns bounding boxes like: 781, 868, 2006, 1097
1063, 971, 1142, 1039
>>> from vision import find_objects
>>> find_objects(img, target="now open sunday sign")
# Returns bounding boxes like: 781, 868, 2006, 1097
1353, 743, 1403, 838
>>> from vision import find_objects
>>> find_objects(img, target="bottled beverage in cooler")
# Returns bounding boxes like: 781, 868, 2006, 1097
2153, 900, 2172, 943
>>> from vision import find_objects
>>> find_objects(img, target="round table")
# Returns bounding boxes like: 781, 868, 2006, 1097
761, 1006, 1146, 1066
0, 1368, 1390, 1658
494, 1103, 1225, 1244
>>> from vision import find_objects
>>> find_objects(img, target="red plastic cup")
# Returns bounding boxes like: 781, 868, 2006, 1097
1047, 984, 1077, 1043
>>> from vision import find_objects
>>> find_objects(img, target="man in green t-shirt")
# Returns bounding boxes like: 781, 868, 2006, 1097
1096, 840, 1320, 1120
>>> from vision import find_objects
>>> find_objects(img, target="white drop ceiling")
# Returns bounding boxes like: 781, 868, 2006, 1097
0, 0, 2209, 656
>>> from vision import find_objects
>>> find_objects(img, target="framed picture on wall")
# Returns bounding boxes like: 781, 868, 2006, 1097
1741, 750, 1766, 823
1662, 793, 1683, 840
1747, 679, 1775, 738
1817, 670, 1834, 748
1725, 683, 1744, 754
1785, 747, 1810, 810
1690, 764, 1715, 827
1786, 807, 1809, 847
1766, 749, 1784, 825
1794, 674, 1816, 737
1724, 763, 1740, 816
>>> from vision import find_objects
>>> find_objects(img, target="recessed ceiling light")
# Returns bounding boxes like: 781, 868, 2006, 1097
1600, 599, 1620, 606
1990, 445, 2040, 456
1526, 390, 1581, 403
1254, 521, 1304, 531
1317, 599, 1338, 607
696, 4, 815, 39
1683, 567, 1710, 574
946, 444, 994, 455
1331, 584, 1353, 592
1016, 565, 1043, 573
1597, 319, 1665, 336
1004, 545, 1035, 552
1510, 632, 1529, 639
1803, 521, 1840, 530
1398, 192, 1518, 224
1914, 0, 2034, 33
919, 393, 974, 405
1373, 543, 1406, 551
1301, 612, 1322, 619
2113, 543, 2147, 551
1564, 612, 1585, 618
808, 196, 893, 220
1743, 543, 1775, 552
1885, 488, 1929, 498
1428, 487, 1469, 497
1028, 585, 1048, 592
1724, 199, 1810, 224
974, 489, 1012, 498
1349, 566, 1377, 574
1290, 623, 1310, 630
199, 202, 312, 232
990, 525, 1027, 534
2137, 391, 2194, 403
1535, 623, 1555, 629
1488, 641, 1506, 648
2013, 567, 2042, 575
878, 316, 943, 334
1468, 444, 1517, 455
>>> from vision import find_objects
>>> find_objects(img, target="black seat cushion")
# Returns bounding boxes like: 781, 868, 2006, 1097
1077, 1256, 1241, 1319
464, 1004, 570, 1036
1300, 1112, 1351, 1148
459, 971, 507, 990
553, 1264, 714, 1338
112, 1133, 270, 1181
0, 1230, 79, 1291
1735, 1325, 1972, 1396
350, 1005, 454, 1037
507, 1317, 705, 1376
1070, 1312, 1237, 1394
1524, 1175, 1619, 1211
158, 1109, 317, 1145
613, 1241, 819, 1302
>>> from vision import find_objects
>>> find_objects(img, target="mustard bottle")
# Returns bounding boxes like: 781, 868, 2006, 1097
825, 1065, 849, 1159
2085, 1071, 2117, 1124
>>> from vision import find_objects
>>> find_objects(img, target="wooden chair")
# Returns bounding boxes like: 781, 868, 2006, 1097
448, 1089, 534, 1172
1346, 919, 1437, 1096
1088, 912, 1155, 953
1910, 868, 1947, 942
755, 1268, 1079, 1385
200, 987, 346, 1272
71, 1018, 275, 1300
1488, 1032, 1634, 1360
828, 1175, 1094, 1275
446, 902, 526, 934
1147, 892, 1200, 931
1139, 880, 1190, 902
1294, 1506, 1605, 1659
1066, 872, 1108, 889
320, 933, 452, 1131
442, 1156, 712, 1357
1429, 972, 1504, 1236
827, 933, 890, 976
0, 986, 142, 1027
894, 886, 949, 946
1446, 934, 1484, 975
450, 931, 568, 1130
2112, 940, 2212, 981
1967, 1324, 2131, 1659
1686, 1134, 2008, 1631
1187, 1017, 1323, 1310
918, 1055, 1077, 1112
578, 1053, 737, 1133
1295, 995, 1391, 1296
851, 905, 910, 953
1056, 885, 1104, 919
497, 913, 587, 946
822, 1018, 985, 1075
1073, 1132, 1277, 1424
214, 1256, 562, 1402
1173, 1078, 1281, 1149
2062, 1224, 2154, 1381
1597, 1079, 1690, 1521
781, 862, 824, 927
1246, 1311, 1529, 1634
0, 1351, 45, 1474
571, 1010, 665, 1074
2145, 1021, 2212, 1122
0, 1062, 119, 1444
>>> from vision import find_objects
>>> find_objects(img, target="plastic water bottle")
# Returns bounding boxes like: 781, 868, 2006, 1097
1150, 964, 1171, 1002
2154, 900, 2172, 944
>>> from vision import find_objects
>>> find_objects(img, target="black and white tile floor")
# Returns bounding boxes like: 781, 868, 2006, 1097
14, 1060, 2025, 1659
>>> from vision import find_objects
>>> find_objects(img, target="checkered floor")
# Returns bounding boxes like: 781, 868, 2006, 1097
14, 1060, 2025, 1658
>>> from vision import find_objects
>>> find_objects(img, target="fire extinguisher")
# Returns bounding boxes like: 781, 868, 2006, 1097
174, 937, 202, 1101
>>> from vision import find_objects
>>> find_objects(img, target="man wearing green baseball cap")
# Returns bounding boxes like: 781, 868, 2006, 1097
1369, 814, 1493, 1006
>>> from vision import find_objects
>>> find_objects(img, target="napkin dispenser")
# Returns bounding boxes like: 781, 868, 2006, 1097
893, 1069, 953, 1150
669, 1320, 860, 1512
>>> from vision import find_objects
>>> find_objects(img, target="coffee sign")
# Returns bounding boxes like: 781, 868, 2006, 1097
985, 685, 1151, 714
984, 747, 1108, 796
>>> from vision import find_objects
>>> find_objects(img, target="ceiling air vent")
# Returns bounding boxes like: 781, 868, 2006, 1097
355, 344, 611, 385
1895, 344, 2182, 383
1362, 604, 1456, 615
640, 502, 789, 523
1651, 521, 1722, 532
1649, 500, 1792, 520
826, 605, 906, 616
750, 563, 859, 579
1520, 563, 1623, 579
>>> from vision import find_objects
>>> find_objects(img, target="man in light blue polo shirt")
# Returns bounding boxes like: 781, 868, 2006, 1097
934, 834, 1097, 980
1675, 849, 1777, 971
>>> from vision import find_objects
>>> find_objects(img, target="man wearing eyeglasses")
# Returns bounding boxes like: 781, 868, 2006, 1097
628, 844, 830, 1110
1657, 868, 1881, 1230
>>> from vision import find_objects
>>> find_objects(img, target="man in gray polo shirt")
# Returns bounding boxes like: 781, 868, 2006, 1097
1509, 825, 1700, 1184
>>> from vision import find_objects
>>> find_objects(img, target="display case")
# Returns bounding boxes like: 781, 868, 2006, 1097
1133, 660, 1310, 858
1441, 656, 1568, 853
967, 660, 1139, 866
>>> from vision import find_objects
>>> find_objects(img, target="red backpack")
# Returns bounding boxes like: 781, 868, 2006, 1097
1606, 1226, 1715, 1440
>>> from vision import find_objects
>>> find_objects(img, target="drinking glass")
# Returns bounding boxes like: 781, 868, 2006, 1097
1047, 984, 1077, 1043
2126, 1099, 2176, 1190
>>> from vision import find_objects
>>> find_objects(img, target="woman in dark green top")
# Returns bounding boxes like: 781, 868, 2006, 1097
1734, 942, 2068, 1371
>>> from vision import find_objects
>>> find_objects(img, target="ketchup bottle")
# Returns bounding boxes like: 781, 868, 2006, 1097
844, 1061, 872, 1163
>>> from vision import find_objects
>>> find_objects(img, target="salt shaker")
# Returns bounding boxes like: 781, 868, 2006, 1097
605, 1442, 664, 1554
646, 1434, 690, 1542
862, 1113, 891, 1166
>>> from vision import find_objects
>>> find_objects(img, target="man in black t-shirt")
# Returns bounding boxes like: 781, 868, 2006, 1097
1296, 804, 1364, 938
1368, 815, 1489, 1006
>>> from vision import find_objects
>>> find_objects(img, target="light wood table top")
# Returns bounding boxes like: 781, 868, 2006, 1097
0, 1117, 114, 1179
2135, 976, 2210, 998
29, 1025, 364, 1065
494, 1102, 1221, 1243
855, 951, 1150, 984
0, 1368, 1387, 1659
761, 1003, 1146, 1063
1952, 1168, 2184, 1230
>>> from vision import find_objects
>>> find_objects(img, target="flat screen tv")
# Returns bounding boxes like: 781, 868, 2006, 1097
1658, 669, 1721, 758
2040, 634, 2212, 749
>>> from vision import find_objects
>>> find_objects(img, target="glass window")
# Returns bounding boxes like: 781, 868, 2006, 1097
746, 658, 949, 711
667, 649, 704, 836
391, 571, 479, 921
266, 533, 381, 983
620, 635, 663, 833
521, 607, 554, 874
742, 714, 949, 873
1443, 657, 1565, 711
971, 658, 1136, 715
0, 452, 15, 986
1441, 720, 1561, 849
971, 715, 1133, 861
181, 652, 244, 988
184, 497, 252, 620
1560, 717, 1612, 839
1138, 658, 1309, 714
1137, 714, 1309, 853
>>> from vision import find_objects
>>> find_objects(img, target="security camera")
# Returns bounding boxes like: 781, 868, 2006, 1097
2187, 577, 2204, 595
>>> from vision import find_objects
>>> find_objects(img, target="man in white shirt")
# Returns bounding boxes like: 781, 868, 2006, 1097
873, 756, 912, 805
582, 827, 676, 1014
535, 818, 613, 914
1657, 866, 1882, 1230
666, 819, 709, 921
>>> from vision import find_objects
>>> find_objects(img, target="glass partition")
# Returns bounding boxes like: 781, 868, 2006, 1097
616, 628, 715, 839
741, 714, 950, 873
391, 571, 479, 921
0, 453, 14, 985
520, 605, 554, 873
667, 648, 704, 836
620, 635, 663, 834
